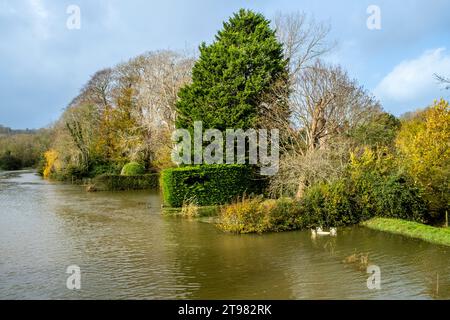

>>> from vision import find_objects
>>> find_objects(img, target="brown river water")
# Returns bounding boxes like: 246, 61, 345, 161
0, 171, 448, 299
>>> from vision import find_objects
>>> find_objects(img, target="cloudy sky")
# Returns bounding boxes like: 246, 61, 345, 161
1, 0, 449, 129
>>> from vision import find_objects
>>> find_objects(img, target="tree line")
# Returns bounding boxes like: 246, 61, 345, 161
0, 128, 52, 170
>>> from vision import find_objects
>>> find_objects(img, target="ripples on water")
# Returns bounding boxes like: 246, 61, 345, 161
0, 171, 449, 299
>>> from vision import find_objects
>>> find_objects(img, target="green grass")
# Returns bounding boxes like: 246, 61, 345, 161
362, 218, 450, 247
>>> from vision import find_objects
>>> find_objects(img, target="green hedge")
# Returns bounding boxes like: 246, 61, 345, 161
93, 174, 159, 191
161, 164, 265, 207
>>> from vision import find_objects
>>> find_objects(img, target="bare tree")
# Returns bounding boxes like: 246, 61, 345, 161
69, 69, 114, 109
274, 12, 333, 78
435, 73, 450, 90
263, 13, 383, 199
82, 69, 114, 108
269, 136, 353, 198
104, 50, 195, 167
269, 60, 381, 198
136, 50, 194, 131
63, 104, 101, 170
291, 61, 381, 152
259, 12, 334, 140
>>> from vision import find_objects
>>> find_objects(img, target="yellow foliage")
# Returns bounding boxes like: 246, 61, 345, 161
396, 99, 449, 180
43, 149, 60, 179
396, 99, 450, 213
349, 146, 396, 179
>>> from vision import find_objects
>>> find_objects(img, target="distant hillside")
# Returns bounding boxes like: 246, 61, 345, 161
0, 125, 37, 136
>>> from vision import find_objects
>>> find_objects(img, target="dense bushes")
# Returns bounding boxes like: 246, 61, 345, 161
92, 174, 159, 191
89, 162, 122, 177
301, 176, 427, 228
40, 153, 123, 180
161, 164, 265, 207
218, 148, 429, 234
0, 152, 22, 170
358, 173, 427, 221
348, 148, 428, 222
301, 180, 358, 228
219, 176, 427, 234
300, 149, 427, 228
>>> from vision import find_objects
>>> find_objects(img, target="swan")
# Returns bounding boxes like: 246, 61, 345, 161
314, 227, 337, 236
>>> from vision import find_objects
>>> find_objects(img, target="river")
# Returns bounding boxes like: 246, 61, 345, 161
0, 171, 448, 299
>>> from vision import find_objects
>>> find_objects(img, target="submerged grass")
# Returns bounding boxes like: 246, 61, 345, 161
362, 218, 450, 247
181, 197, 199, 218
343, 252, 370, 271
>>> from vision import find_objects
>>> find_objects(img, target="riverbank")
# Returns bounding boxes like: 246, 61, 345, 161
41, 173, 160, 192
362, 218, 450, 247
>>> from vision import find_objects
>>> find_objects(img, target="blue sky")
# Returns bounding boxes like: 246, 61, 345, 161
1, 0, 449, 129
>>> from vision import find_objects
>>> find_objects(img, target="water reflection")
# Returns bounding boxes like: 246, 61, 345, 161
0, 171, 448, 299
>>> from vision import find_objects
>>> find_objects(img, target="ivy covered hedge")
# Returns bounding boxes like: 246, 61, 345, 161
93, 174, 159, 191
161, 164, 265, 207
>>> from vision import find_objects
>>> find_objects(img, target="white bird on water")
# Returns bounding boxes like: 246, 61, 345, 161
311, 227, 337, 237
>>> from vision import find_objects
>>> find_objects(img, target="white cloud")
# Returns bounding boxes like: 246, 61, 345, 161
27, 0, 50, 39
29, 0, 48, 19
374, 48, 450, 104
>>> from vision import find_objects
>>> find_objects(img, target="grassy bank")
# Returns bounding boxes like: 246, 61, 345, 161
362, 218, 450, 247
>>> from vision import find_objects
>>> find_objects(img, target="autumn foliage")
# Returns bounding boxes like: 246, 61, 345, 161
396, 99, 450, 217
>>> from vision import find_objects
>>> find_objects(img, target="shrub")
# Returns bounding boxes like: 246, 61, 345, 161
362, 173, 428, 222
301, 179, 358, 228
64, 164, 88, 180
120, 162, 146, 176
264, 197, 305, 232
348, 148, 428, 223
90, 162, 122, 177
161, 164, 265, 207
42, 149, 60, 178
37, 155, 46, 176
218, 197, 305, 234
219, 197, 269, 233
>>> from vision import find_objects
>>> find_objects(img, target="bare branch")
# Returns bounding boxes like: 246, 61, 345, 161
435, 73, 450, 89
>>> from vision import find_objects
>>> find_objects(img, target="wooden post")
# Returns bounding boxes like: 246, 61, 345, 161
446, 210, 448, 228
436, 273, 439, 298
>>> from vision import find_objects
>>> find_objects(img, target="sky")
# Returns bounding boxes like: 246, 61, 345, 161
0, 0, 449, 129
